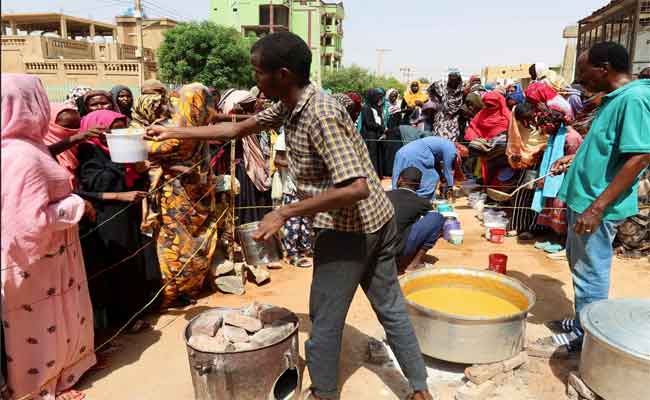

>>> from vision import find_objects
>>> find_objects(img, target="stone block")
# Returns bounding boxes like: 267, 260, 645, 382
189, 314, 222, 338
464, 362, 503, 385
224, 312, 263, 333
222, 325, 250, 343
246, 264, 270, 285
215, 276, 245, 295
214, 260, 235, 277
188, 334, 233, 353
501, 351, 528, 372
249, 324, 294, 347
241, 302, 263, 319
568, 372, 597, 400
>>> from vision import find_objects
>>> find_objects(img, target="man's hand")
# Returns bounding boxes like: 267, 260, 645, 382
83, 200, 96, 222
252, 209, 287, 241
574, 206, 604, 235
145, 125, 176, 141
551, 155, 575, 175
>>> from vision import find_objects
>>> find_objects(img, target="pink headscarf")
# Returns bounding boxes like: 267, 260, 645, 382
1, 74, 50, 145
525, 82, 558, 105
465, 92, 512, 141
79, 110, 140, 187
44, 103, 80, 174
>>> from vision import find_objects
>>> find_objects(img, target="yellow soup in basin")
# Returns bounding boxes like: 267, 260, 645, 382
406, 287, 523, 318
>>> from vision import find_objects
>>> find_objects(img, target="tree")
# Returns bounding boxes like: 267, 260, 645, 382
417, 77, 430, 84
158, 22, 255, 89
322, 65, 405, 95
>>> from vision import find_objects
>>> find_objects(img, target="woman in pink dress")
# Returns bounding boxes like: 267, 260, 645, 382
1, 74, 96, 400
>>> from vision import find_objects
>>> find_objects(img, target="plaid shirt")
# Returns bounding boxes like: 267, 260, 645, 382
256, 83, 394, 233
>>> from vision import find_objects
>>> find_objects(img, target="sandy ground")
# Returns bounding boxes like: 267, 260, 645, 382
78, 198, 650, 400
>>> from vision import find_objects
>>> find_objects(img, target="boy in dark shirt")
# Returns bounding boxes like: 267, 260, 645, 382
387, 167, 445, 273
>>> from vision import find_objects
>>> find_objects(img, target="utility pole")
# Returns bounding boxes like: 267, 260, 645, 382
134, 0, 145, 88
376, 48, 391, 76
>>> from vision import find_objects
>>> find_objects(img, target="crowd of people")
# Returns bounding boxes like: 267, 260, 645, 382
1, 30, 649, 400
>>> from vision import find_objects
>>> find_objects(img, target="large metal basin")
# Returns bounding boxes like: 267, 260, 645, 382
184, 307, 301, 400
579, 299, 650, 400
400, 267, 536, 364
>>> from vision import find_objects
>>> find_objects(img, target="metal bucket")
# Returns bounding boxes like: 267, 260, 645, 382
400, 267, 536, 364
579, 299, 650, 400
184, 308, 302, 400
236, 222, 283, 266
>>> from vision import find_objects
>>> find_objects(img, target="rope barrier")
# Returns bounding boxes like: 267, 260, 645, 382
12, 207, 229, 400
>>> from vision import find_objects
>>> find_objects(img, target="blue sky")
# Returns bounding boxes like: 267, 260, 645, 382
4, 0, 609, 79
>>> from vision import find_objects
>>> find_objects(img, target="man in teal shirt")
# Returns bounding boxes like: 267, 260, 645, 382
531, 42, 650, 356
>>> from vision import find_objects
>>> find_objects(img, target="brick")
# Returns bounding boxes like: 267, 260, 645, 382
455, 381, 495, 400
215, 276, 245, 295
568, 372, 597, 400
501, 351, 528, 372
464, 362, 503, 385
249, 324, 294, 347
188, 334, 233, 353
224, 312, 263, 333
222, 325, 250, 343
189, 314, 222, 337
246, 264, 270, 285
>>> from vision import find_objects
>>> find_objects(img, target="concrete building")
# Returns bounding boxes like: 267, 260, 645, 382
481, 64, 534, 85
115, 16, 177, 57
577, 0, 650, 74
210, 0, 345, 85
560, 25, 578, 83
1, 13, 176, 100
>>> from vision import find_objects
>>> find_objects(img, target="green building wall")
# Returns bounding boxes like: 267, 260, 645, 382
209, 0, 344, 85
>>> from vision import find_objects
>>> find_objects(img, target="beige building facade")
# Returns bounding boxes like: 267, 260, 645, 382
1, 13, 175, 100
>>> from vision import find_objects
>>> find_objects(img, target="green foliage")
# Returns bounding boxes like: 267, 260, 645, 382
322, 65, 405, 95
417, 77, 431, 84
158, 22, 255, 89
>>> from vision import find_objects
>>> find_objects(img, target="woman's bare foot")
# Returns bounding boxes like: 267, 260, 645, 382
56, 389, 85, 400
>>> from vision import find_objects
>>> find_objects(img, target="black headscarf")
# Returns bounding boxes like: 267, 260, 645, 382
110, 85, 133, 119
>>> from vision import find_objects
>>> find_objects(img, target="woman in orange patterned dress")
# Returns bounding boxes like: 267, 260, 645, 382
143, 83, 228, 308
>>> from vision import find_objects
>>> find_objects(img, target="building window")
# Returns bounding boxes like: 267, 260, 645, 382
324, 36, 332, 46
641, 1, 650, 13
259, 5, 289, 27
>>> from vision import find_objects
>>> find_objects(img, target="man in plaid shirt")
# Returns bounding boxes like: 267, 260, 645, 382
146, 32, 433, 400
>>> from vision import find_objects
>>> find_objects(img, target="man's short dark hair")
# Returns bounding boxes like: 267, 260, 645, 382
251, 32, 312, 85
399, 167, 423, 185
588, 42, 630, 73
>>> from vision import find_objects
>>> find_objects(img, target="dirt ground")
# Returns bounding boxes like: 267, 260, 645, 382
78, 197, 650, 400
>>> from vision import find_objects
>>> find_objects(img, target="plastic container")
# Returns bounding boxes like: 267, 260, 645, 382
485, 221, 507, 240
443, 218, 462, 241
488, 253, 508, 274
489, 228, 506, 244
437, 204, 453, 213
449, 229, 464, 245
105, 128, 148, 163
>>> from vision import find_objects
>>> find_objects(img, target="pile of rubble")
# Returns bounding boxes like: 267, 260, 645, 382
188, 302, 297, 353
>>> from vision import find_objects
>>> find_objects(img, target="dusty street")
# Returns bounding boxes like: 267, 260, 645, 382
79, 199, 650, 400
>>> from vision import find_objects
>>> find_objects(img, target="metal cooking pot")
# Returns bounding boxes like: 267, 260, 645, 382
579, 299, 650, 400
236, 221, 283, 266
184, 307, 302, 400
400, 267, 536, 364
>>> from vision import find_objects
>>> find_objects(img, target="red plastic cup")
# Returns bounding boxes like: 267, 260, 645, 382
489, 253, 508, 274
489, 228, 507, 244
